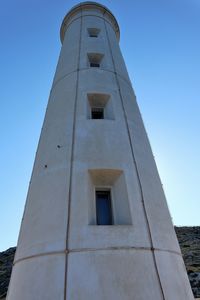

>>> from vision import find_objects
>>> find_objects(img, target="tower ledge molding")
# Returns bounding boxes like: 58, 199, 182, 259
60, 1, 120, 43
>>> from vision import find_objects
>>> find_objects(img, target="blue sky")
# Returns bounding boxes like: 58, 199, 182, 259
0, 0, 199, 251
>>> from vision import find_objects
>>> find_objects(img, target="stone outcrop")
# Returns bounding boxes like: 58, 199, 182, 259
0, 227, 199, 299
175, 226, 200, 298
0, 247, 15, 299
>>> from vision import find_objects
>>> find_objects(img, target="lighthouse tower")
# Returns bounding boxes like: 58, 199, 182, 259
7, 2, 193, 300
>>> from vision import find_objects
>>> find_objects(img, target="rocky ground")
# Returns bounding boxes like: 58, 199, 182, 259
0, 247, 15, 299
0, 227, 199, 299
175, 226, 200, 298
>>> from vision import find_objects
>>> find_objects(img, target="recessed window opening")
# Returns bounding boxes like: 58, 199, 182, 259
88, 169, 132, 226
91, 107, 104, 119
88, 28, 100, 38
96, 190, 113, 225
87, 93, 114, 120
88, 53, 103, 68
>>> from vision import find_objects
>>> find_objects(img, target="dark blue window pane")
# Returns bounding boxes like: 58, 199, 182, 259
96, 191, 112, 225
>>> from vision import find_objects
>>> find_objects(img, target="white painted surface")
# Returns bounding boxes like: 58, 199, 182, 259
7, 2, 194, 299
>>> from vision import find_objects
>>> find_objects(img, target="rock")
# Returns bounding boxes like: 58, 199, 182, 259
0, 247, 16, 299
175, 226, 200, 298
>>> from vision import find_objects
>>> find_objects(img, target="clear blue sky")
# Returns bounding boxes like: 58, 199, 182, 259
0, 0, 199, 251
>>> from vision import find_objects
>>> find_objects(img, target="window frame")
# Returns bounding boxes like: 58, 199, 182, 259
95, 187, 113, 225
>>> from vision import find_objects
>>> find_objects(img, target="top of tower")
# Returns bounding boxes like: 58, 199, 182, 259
60, 2, 120, 43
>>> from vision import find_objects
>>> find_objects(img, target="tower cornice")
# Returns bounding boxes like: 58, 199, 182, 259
60, 1, 120, 43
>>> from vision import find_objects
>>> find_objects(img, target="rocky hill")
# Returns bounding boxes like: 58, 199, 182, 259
0, 227, 199, 299
0, 247, 15, 299
175, 226, 200, 298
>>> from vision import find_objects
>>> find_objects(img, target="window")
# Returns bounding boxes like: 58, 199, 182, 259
91, 107, 104, 119
87, 93, 114, 120
96, 190, 113, 225
88, 53, 104, 68
88, 169, 132, 225
90, 62, 100, 68
88, 28, 100, 38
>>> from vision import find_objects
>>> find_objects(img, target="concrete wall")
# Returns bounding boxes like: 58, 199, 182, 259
7, 2, 194, 300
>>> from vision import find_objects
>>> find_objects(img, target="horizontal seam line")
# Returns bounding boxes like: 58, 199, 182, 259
51, 68, 132, 93
13, 247, 181, 265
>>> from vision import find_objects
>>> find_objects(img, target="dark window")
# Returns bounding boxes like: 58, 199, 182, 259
90, 33, 98, 38
91, 107, 104, 119
88, 53, 103, 68
88, 28, 100, 38
96, 190, 113, 225
90, 62, 100, 68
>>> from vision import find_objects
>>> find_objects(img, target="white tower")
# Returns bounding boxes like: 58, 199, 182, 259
7, 2, 194, 300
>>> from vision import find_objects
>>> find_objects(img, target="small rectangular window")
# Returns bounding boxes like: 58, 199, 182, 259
87, 93, 114, 120
90, 62, 100, 68
91, 107, 104, 119
88, 28, 100, 38
96, 190, 113, 225
88, 53, 103, 69
90, 33, 98, 38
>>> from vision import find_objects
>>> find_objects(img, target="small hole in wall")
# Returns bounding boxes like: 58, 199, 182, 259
44, 165, 47, 168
